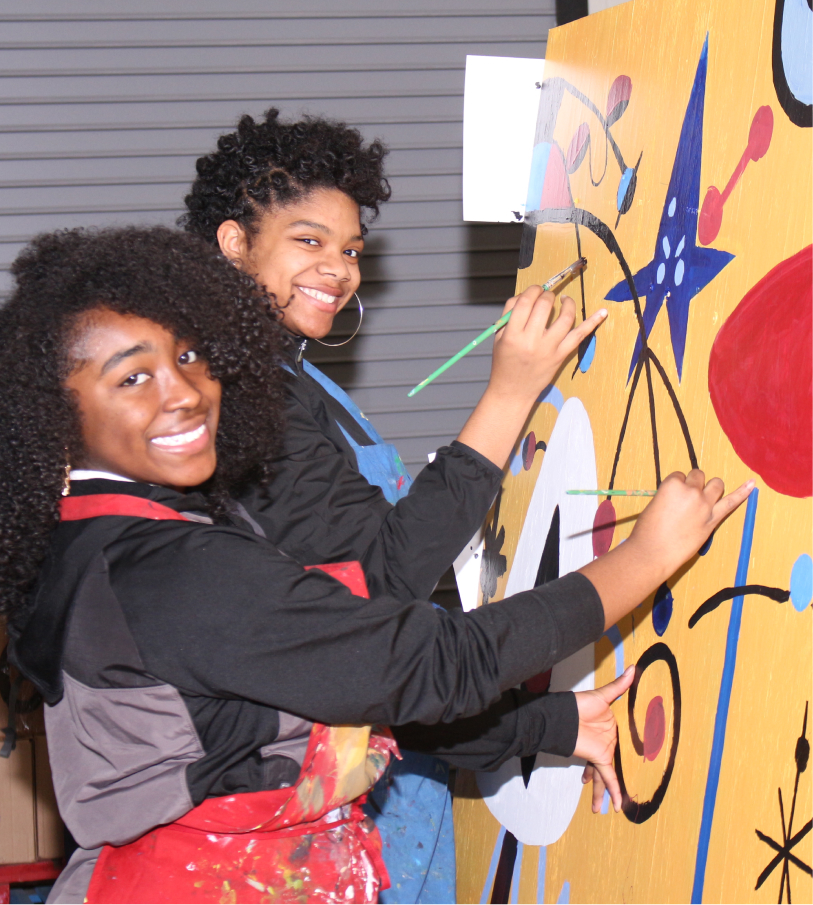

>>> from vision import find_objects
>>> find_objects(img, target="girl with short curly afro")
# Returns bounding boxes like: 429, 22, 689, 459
180, 107, 612, 904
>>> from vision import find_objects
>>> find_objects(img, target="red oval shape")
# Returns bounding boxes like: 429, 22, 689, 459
698, 185, 723, 246
747, 105, 773, 162
592, 499, 616, 558
522, 432, 536, 470
606, 75, 632, 122
643, 696, 666, 761
566, 123, 590, 172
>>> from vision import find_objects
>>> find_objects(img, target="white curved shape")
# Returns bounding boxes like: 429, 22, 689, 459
477, 398, 597, 846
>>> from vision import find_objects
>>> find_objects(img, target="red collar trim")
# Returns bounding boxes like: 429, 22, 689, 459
59, 494, 369, 597
60, 494, 190, 522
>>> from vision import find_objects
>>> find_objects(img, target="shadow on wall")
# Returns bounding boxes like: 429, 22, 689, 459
465, 222, 524, 309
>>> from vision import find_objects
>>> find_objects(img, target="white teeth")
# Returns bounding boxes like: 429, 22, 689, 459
151, 423, 206, 448
297, 286, 338, 305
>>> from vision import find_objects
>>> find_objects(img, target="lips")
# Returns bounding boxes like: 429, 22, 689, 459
150, 422, 207, 450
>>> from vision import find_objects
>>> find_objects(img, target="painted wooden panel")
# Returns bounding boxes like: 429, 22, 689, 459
454, 0, 812, 901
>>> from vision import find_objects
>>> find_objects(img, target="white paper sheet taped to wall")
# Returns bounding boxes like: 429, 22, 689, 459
462, 54, 545, 223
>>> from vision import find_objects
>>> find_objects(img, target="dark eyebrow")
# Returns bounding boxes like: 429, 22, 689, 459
289, 219, 364, 243
100, 342, 152, 376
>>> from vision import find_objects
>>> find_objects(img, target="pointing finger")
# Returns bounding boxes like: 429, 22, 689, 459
710, 480, 755, 527
557, 308, 608, 358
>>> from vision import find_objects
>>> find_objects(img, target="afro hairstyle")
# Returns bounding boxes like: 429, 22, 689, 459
0, 225, 288, 621
180, 107, 391, 244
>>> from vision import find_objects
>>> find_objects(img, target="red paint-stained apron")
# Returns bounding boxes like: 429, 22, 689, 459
59, 494, 399, 904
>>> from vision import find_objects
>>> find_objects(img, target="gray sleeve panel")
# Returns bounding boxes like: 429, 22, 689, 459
45, 673, 204, 849
46, 847, 101, 904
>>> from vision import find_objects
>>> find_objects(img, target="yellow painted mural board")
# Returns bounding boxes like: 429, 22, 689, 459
453, 0, 812, 902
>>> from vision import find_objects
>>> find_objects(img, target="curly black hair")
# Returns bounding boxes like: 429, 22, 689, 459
180, 107, 391, 244
0, 225, 288, 620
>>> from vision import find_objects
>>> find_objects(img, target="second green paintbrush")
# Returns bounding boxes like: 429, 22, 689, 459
407, 257, 587, 397
566, 489, 656, 496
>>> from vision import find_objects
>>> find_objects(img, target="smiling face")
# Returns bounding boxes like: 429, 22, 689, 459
217, 187, 364, 339
64, 308, 221, 490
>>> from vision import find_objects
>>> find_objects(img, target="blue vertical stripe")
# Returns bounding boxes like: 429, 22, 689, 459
691, 490, 758, 903
536, 846, 547, 904
509, 841, 524, 903
481, 826, 506, 904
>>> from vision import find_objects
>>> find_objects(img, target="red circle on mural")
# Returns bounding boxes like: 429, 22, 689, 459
708, 245, 812, 498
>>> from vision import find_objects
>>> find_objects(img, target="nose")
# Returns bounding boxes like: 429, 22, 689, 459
161, 364, 204, 413
317, 245, 351, 283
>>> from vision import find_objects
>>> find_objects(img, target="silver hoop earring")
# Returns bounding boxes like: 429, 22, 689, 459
313, 293, 364, 347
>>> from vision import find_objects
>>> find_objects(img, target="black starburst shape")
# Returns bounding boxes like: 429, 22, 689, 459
755, 701, 812, 903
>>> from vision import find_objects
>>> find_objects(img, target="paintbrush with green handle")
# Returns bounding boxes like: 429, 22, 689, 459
407, 257, 588, 397
566, 489, 657, 497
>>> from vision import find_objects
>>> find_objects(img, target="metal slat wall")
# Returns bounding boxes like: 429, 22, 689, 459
0, 0, 553, 479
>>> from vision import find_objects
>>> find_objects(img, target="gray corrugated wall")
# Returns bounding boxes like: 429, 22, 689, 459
0, 0, 553, 474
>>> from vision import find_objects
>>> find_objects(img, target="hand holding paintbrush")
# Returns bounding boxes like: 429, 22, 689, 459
409, 258, 590, 396
454, 276, 608, 468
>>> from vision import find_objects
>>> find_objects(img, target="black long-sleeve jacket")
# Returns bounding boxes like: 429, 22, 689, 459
10, 480, 604, 855
239, 342, 502, 602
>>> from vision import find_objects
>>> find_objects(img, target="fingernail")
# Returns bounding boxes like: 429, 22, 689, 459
599, 308, 608, 318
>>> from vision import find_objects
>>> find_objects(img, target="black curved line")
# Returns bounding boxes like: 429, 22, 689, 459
614, 642, 681, 824
586, 128, 610, 187
772, 0, 813, 127
528, 207, 663, 484
608, 346, 644, 492
644, 353, 661, 485
646, 348, 698, 468
689, 585, 790, 628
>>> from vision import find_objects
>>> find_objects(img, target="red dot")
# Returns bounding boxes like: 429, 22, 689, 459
698, 185, 723, 246
747, 105, 773, 162
643, 696, 666, 761
592, 499, 616, 558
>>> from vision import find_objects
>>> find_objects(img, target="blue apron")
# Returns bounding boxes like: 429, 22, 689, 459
302, 360, 457, 905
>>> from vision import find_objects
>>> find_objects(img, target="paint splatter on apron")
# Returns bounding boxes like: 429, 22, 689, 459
85, 723, 398, 904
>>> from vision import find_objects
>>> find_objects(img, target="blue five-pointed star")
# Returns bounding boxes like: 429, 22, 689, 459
605, 35, 734, 382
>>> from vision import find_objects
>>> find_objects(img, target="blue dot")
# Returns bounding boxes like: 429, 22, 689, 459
676, 235, 685, 256
579, 334, 597, 373
662, 236, 671, 258
668, 197, 677, 217
652, 582, 673, 635
617, 168, 635, 211
675, 259, 685, 286
657, 263, 666, 284
699, 531, 714, 556
790, 554, 812, 611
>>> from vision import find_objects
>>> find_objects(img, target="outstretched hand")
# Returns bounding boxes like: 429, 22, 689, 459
629, 470, 755, 582
574, 666, 635, 813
